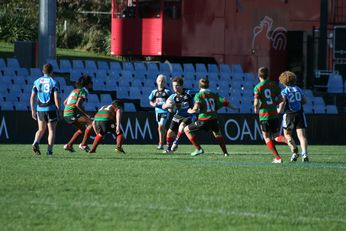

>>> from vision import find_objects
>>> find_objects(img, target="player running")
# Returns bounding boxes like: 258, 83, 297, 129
277, 71, 309, 162
184, 78, 238, 156
63, 75, 93, 152
253, 67, 289, 164
162, 77, 194, 153
88, 100, 125, 153
30, 63, 60, 155
148, 74, 171, 150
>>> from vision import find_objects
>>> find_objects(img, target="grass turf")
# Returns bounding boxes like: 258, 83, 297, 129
0, 144, 345, 231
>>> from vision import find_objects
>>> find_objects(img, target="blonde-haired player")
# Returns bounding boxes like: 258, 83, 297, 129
148, 74, 172, 150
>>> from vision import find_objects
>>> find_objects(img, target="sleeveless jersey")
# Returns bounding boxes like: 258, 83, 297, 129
63, 88, 89, 117
32, 75, 60, 111
148, 88, 171, 114
253, 80, 281, 121
94, 103, 121, 122
168, 89, 194, 117
194, 89, 229, 120
281, 85, 304, 113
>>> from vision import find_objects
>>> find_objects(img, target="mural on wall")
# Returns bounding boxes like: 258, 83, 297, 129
251, 16, 287, 53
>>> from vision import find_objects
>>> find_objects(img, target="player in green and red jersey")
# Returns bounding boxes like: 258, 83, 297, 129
88, 100, 125, 153
184, 78, 238, 156
63, 75, 93, 152
253, 67, 288, 164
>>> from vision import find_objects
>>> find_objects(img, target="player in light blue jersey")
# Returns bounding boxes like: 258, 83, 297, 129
162, 77, 194, 153
277, 71, 309, 162
30, 63, 61, 155
149, 74, 171, 150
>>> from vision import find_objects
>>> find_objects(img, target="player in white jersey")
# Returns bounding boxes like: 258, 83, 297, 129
277, 71, 309, 162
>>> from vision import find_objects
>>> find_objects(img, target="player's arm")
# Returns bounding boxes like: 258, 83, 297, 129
302, 96, 307, 105
30, 91, 37, 120
188, 102, 199, 114
54, 91, 61, 110
277, 96, 285, 113
76, 97, 90, 118
162, 98, 173, 109
253, 96, 259, 114
222, 98, 239, 111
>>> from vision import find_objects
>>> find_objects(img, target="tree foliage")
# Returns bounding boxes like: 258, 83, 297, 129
0, 0, 112, 54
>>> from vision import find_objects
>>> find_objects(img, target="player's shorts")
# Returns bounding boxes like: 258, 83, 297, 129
282, 112, 307, 130
156, 112, 169, 126
94, 121, 122, 136
169, 115, 192, 133
37, 111, 58, 123
64, 114, 82, 125
187, 119, 220, 133
260, 118, 280, 133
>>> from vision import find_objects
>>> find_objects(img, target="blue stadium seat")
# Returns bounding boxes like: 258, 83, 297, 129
327, 74, 343, 93
3, 69, 16, 77
7, 58, 20, 70
30, 68, 42, 78
326, 105, 338, 114
314, 105, 325, 114
84, 103, 97, 112
104, 79, 117, 91
8, 86, 22, 95
85, 60, 98, 73
128, 87, 142, 99
72, 60, 85, 71
87, 94, 100, 104
110, 62, 122, 72
59, 59, 72, 73
134, 70, 146, 79
171, 63, 183, 76
97, 61, 109, 71
313, 97, 325, 106
120, 70, 133, 79
13, 77, 26, 86
123, 102, 136, 112
118, 78, 131, 88
303, 104, 313, 114
70, 70, 83, 82
219, 64, 231, 74
183, 63, 195, 73
54, 77, 66, 88
134, 62, 147, 72
147, 63, 159, 73
62, 86, 73, 95
100, 94, 112, 104
140, 99, 151, 108
196, 63, 207, 73
131, 79, 143, 87
17, 68, 29, 77
0, 58, 6, 70
116, 88, 129, 99
92, 79, 105, 91
1, 102, 14, 111
232, 64, 243, 74
207, 64, 219, 73
96, 70, 108, 79
5, 93, 18, 103
159, 63, 171, 73
122, 62, 134, 71
15, 103, 29, 111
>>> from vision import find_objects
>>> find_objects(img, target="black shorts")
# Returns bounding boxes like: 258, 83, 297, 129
64, 114, 82, 125
169, 115, 192, 133
260, 118, 280, 133
94, 121, 122, 136
37, 111, 58, 123
282, 112, 307, 130
155, 112, 169, 125
187, 119, 220, 133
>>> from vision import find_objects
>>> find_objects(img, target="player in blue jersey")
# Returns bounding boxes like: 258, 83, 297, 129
162, 77, 194, 153
149, 74, 171, 150
30, 63, 61, 155
277, 71, 309, 162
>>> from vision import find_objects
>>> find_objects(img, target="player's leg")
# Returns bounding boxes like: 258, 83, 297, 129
261, 120, 282, 163
115, 130, 125, 153
79, 116, 93, 152
164, 128, 175, 153
89, 121, 104, 153
283, 128, 299, 162
157, 113, 168, 150
46, 111, 58, 155
184, 122, 204, 156
32, 112, 47, 155
172, 117, 192, 151
210, 120, 229, 156
297, 128, 309, 162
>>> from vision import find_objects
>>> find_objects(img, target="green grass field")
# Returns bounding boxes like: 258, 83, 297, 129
0, 144, 345, 231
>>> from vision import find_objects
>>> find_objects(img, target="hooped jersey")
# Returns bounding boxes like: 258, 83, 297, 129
194, 89, 229, 120
148, 88, 171, 114
281, 85, 304, 113
94, 103, 121, 122
253, 80, 281, 121
63, 87, 89, 117
168, 89, 194, 117
32, 75, 60, 111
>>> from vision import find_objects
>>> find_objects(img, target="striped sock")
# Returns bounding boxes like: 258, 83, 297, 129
81, 127, 92, 146
266, 140, 280, 157
274, 135, 287, 144
68, 130, 83, 146
174, 131, 183, 144
91, 134, 103, 151
116, 134, 124, 148
188, 136, 201, 150
216, 135, 228, 154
